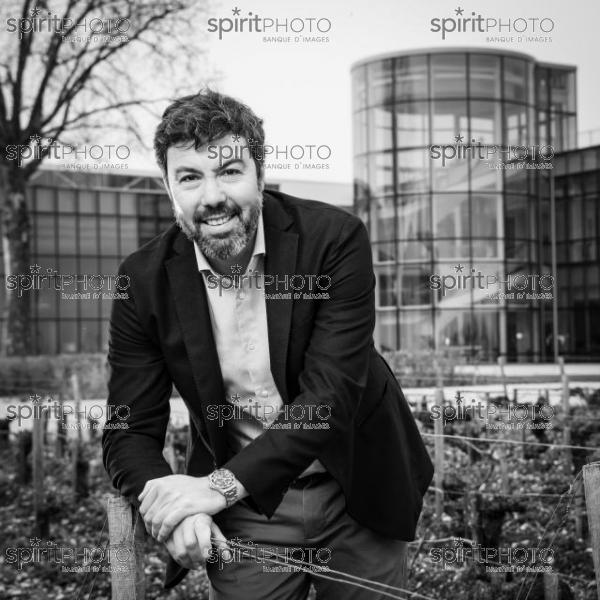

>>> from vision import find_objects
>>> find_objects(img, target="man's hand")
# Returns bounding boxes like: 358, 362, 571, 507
139, 474, 226, 542
165, 513, 231, 570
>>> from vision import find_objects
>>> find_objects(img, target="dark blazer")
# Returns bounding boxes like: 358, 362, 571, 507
102, 191, 433, 587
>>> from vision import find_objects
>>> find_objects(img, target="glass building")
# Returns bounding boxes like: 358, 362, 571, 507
351, 47, 590, 362
554, 147, 600, 359
12, 168, 175, 354
0, 167, 350, 355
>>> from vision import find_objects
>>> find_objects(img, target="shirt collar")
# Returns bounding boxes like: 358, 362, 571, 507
194, 210, 265, 274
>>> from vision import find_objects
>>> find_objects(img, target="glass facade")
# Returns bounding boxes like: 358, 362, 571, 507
0, 170, 284, 355
352, 48, 581, 361
19, 170, 174, 354
553, 147, 600, 359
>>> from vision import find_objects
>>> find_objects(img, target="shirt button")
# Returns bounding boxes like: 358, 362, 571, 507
238, 292, 246, 300
248, 343, 255, 351
260, 390, 269, 397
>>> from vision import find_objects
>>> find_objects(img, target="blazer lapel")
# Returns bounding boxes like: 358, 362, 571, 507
262, 194, 298, 404
165, 232, 228, 464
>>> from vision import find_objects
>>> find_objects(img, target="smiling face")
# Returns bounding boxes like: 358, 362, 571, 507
164, 134, 264, 260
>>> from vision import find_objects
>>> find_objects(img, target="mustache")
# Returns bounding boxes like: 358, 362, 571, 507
192, 202, 240, 224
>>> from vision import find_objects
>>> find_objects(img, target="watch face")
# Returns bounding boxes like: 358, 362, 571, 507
212, 469, 235, 488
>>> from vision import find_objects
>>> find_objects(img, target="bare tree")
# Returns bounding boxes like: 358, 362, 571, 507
0, 0, 213, 355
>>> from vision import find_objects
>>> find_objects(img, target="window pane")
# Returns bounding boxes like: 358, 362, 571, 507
550, 69, 575, 113
368, 107, 394, 152
35, 187, 55, 212
371, 195, 395, 243
505, 102, 530, 146
376, 310, 397, 352
397, 149, 429, 193
35, 214, 56, 254
432, 100, 468, 145
119, 192, 138, 216
158, 195, 172, 218
60, 320, 78, 353
504, 58, 529, 103
36, 321, 57, 354
57, 189, 76, 213
395, 56, 428, 101
369, 153, 394, 196
119, 218, 139, 256
352, 66, 367, 112
99, 217, 118, 255
470, 100, 502, 145
36, 287, 58, 318
139, 195, 157, 218
367, 60, 393, 106
81, 320, 100, 352
432, 194, 470, 259
376, 265, 397, 307
79, 190, 96, 213
99, 191, 117, 215
57, 215, 77, 254
432, 153, 468, 192
395, 102, 429, 148
471, 194, 502, 258
469, 54, 500, 99
354, 110, 368, 154
431, 54, 467, 98
435, 310, 474, 351
79, 216, 98, 254
398, 194, 431, 240
399, 309, 433, 351
399, 264, 431, 305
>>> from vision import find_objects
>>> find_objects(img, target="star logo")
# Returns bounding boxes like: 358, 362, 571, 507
30, 134, 42, 144
230, 393, 241, 403
30, 394, 42, 404
231, 134, 241, 142
454, 264, 464, 273
232, 7, 241, 16
454, 134, 464, 143
230, 264, 242, 274
29, 6, 41, 17
30, 264, 41, 274
29, 537, 41, 546
455, 391, 463, 405
454, 7, 464, 16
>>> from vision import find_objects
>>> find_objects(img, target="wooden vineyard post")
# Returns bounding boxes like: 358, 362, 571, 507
32, 410, 49, 537
543, 572, 559, 600
559, 359, 572, 475
107, 495, 146, 599
434, 386, 444, 523
583, 462, 600, 600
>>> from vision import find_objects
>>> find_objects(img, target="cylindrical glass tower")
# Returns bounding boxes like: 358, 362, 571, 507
352, 48, 576, 361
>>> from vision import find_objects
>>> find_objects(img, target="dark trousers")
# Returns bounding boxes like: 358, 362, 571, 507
207, 472, 407, 600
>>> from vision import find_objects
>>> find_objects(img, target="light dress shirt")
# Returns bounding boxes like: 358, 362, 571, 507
193, 211, 324, 478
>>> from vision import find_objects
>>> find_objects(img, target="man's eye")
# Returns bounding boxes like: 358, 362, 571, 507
221, 168, 241, 177
180, 174, 200, 183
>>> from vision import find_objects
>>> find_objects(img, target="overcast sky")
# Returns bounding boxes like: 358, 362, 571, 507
192, 0, 600, 184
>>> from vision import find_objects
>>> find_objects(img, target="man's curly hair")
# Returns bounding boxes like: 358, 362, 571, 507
154, 89, 265, 180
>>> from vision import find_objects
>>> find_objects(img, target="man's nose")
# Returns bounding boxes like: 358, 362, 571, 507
202, 178, 226, 207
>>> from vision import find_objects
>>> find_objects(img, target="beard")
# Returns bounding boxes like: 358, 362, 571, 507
175, 196, 263, 260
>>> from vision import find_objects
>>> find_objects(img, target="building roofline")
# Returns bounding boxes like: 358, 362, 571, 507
351, 47, 541, 70
536, 60, 577, 71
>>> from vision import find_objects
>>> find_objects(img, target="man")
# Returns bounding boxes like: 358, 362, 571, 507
102, 89, 433, 599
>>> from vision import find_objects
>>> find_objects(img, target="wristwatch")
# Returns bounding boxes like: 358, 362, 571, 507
208, 468, 238, 507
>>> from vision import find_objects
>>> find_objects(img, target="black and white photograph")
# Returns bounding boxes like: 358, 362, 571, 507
0, 1, 599, 598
